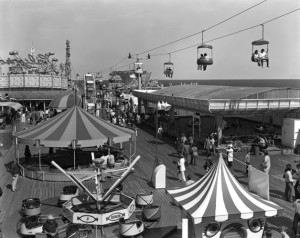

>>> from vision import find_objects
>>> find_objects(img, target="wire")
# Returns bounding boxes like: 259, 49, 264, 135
101, 5, 300, 72
167, 7, 300, 54
96, 56, 128, 75
135, 0, 269, 55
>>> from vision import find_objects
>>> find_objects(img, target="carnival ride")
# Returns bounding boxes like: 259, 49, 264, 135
163, 54, 174, 78
20, 215, 45, 236
59, 155, 144, 237
19, 156, 143, 237
196, 31, 213, 71
57, 185, 80, 206
251, 24, 269, 67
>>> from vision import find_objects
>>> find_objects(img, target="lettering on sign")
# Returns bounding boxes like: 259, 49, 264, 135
77, 215, 98, 223
106, 212, 125, 221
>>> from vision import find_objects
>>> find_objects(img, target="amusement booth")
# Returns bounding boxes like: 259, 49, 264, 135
167, 156, 283, 238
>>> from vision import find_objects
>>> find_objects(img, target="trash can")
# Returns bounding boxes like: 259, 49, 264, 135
254, 146, 260, 155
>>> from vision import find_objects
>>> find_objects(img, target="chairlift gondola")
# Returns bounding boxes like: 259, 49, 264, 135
196, 31, 213, 71
135, 61, 143, 75
251, 24, 270, 68
163, 54, 174, 78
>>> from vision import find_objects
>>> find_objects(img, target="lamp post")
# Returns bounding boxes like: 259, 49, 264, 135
151, 102, 160, 182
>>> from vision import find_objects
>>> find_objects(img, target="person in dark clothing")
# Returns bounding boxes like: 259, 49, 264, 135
43, 215, 58, 238
10, 161, 20, 192
294, 163, 300, 199
24, 145, 31, 163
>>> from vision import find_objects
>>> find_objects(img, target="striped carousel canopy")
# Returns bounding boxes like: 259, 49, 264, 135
167, 156, 283, 224
48, 93, 81, 109
13, 106, 135, 147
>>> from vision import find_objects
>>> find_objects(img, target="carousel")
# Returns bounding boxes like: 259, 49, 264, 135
12, 105, 137, 182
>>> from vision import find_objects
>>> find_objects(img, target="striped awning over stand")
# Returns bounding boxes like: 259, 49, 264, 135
13, 106, 135, 147
167, 156, 283, 224
0, 102, 23, 110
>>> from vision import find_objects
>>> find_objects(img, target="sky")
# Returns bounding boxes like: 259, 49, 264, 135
0, 0, 299, 81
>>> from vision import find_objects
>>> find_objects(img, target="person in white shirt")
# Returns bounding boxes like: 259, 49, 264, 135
226, 144, 234, 168
261, 151, 271, 174
178, 157, 186, 182
258, 49, 269, 68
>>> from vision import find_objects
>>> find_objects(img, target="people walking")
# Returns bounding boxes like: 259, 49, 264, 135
245, 151, 251, 175
181, 140, 191, 165
157, 125, 163, 138
10, 161, 20, 192
178, 156, 186, 182
204, 136, 212, 155
284, 164, 294, 202
204, 151, 213, 172
226, 144, 234, 168
293, 199, 300, 237
190, 143, 198, 166
260, 151, 271, 174
294, 163, 300, 199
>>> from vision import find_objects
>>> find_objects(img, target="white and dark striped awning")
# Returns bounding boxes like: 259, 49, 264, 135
49, 93, 81, 109
167, 156, 283, 224
13, 106, 135, 147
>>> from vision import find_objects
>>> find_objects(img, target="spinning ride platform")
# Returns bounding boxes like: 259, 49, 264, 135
62, 193, 135, 226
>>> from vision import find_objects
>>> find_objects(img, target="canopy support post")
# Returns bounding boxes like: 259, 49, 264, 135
35, 139, 41, 170
72, 140, 77, 170
15, 137, 19, 164
215, 115, 223, 147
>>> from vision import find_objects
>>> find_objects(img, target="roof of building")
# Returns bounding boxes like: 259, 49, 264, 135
132, 85, 300, 115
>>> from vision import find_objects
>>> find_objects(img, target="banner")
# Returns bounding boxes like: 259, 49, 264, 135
248, 165, 269, 200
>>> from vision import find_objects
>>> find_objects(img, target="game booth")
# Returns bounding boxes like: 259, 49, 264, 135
167, 156, 283, 238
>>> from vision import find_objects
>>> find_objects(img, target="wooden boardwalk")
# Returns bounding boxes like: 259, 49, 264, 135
0, 122, 300, 237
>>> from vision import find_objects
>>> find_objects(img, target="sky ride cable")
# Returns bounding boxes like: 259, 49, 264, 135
96, 56, 128, 75
102, 3, 299, 73
135, 0, 269, 56
152, 7, 300, 56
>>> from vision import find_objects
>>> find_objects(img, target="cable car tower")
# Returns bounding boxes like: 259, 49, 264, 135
197, 30, 213, 71
128, 53, 150, 90
163, 53, 174, 78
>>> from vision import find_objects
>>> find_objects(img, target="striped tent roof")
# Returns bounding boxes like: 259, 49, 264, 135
13, 106, 135, 147
48, 93, 81, 109
0, 101, 23, 110
167, 156, 283, 224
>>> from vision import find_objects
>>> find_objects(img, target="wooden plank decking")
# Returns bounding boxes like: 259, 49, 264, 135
0, 122, 300, 238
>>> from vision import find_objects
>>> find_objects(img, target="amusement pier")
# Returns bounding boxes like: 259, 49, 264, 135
0, 7, 300, 236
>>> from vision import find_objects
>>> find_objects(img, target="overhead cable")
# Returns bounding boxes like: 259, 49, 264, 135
136, 0, 269, 55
